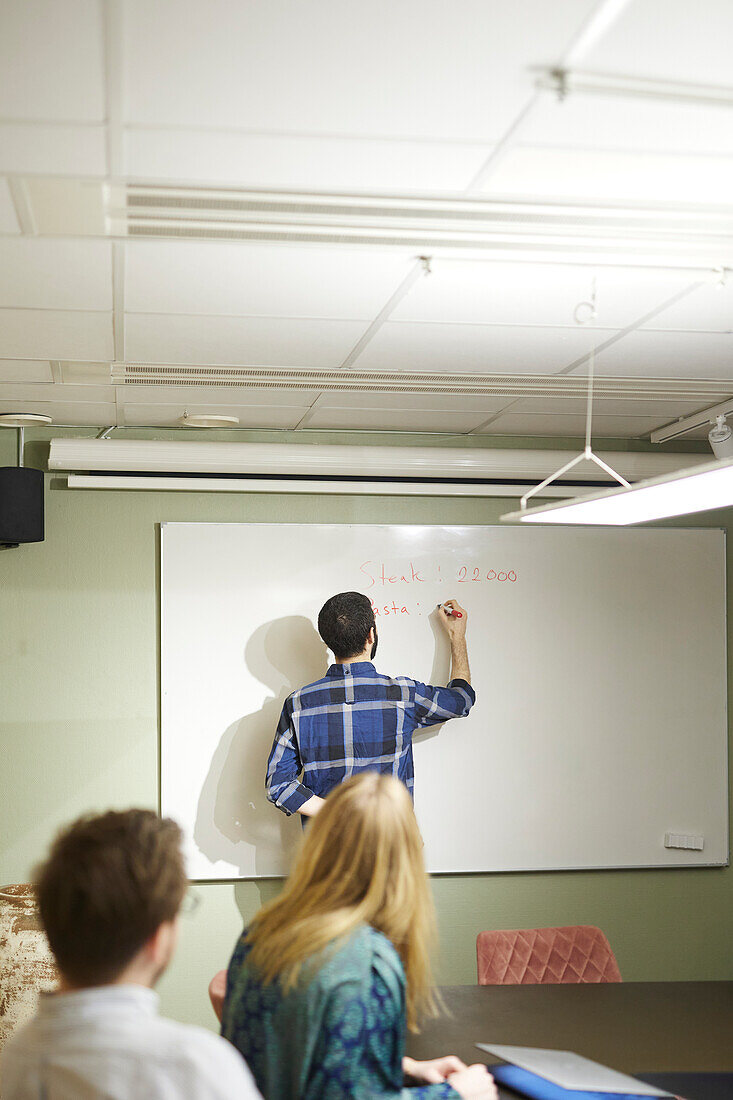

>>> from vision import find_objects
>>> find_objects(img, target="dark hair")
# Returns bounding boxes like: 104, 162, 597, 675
35, 809, 187, 987
318, 591, 375, 660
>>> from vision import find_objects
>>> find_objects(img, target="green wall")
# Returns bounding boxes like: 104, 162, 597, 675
1, 430, 731, 1031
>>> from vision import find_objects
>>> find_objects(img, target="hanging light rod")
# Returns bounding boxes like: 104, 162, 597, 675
502, 454, 733, 526
537, 68, 733, 110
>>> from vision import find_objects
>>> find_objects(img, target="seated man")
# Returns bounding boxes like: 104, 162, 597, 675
1, 809, 261, 1100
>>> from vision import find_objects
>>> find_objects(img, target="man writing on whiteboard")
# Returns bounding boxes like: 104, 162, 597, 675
265, 591, 474, 818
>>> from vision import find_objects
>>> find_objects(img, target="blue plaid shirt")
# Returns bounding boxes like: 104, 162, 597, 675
266, 661, 475, 815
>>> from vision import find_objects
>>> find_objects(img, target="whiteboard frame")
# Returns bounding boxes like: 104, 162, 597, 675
159, 521, 730, 880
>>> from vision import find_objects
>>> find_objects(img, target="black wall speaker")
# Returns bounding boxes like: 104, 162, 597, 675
0, 467, 44, 548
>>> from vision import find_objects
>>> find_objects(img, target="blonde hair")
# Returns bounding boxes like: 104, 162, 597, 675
246, 773, 439, 1031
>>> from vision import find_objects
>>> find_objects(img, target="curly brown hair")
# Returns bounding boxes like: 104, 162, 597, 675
35, 809, 188, 987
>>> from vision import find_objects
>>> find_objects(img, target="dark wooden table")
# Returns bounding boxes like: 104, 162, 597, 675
405, 983, 733, 1095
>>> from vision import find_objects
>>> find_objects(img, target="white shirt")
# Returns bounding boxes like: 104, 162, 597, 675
0, 985, 261, 1100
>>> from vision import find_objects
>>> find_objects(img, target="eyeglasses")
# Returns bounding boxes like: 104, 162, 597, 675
180, 888, 201, 917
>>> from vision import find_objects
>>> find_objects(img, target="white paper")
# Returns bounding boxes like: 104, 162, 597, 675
476, 1045, 672, 1096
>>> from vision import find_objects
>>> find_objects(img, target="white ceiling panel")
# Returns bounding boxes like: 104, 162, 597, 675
315, 390, 509, 414
583, 0, 733, 87
122, 402, 310, 428
0, 0, 105, 122
0, 400, 117, 426
124, 129, 490, 193
0, 382, 114, 403
125, 243, 412, 318
124, 314, 366, 367
482, 412, 670, 438
122, 0, 595, 140
0, 240, 112, 310
0, 179, 20, 234
642, 284, 733, 333
357, 322, 614, 374
60, 362, 112, 384
0, 360, 53, 382
512, 396, 715, 419
304, 406, 490, 432
0, 124, 107, 176
393, 261, 693, 327
121, 383, 320, 406
0, 310, 113, 360
588, 330, 733, 379
485, 147, 733, 204
522, 96, 733, 156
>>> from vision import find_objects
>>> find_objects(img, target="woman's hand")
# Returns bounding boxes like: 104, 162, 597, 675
446, 1063, 498, 1099
403, 1055, 466, 1083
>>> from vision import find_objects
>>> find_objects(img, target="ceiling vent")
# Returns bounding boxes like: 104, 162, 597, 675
101, 184, 733, 263
16, 177, 733, 266
110, 364, 729, 403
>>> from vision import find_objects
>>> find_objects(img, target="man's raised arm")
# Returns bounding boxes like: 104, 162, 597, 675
437, 598, 470, 685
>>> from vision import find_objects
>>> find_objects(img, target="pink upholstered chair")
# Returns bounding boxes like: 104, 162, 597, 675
476, 925, 621, 985
208, 968, 228, 1022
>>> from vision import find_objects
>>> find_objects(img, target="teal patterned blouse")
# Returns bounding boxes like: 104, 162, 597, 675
221, 924, 459, 1100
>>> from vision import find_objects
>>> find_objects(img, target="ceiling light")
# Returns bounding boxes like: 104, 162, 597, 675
709, 415, 733, 459
562, 0, 634, 68
0, 414, 53, 427
502, 455, 733, 525
176, 413, 240, 428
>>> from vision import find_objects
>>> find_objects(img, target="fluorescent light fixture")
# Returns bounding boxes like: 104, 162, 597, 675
562, 0, 634, 67
502, 455, 733, 525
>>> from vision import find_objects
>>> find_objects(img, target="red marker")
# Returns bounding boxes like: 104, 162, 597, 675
439, 604, 462, 618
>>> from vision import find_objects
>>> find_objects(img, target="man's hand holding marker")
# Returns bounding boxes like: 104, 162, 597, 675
439, 600, 463, 618
436, 600, 470, 683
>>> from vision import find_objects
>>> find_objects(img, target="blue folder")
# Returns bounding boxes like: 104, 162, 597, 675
490, 1064, 670, 1100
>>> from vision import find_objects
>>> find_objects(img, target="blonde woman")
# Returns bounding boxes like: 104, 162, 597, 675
221, 773, 496, 1100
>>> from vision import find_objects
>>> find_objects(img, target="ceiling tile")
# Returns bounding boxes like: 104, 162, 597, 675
122, 0, 595, 140
0, 382, 114, 404
122, 402, 309, 429
124, 314, 366, 368
0, 179, 20, 234
522, 95, 733, 156
0, 310, 113, 360
60, 362, 112, 384
484, 146, 733, 204
643, 283, 733, 333
124, 129, 490, 192
304, 406, 488, 432
0, 240, 113, 310
357, 322, 612, 374
121, 384, 320, 406
315, 390, 508, 414
0, 0, 105, 122
0, 123, 107, 175
0, 360, 53, 383
393, 261, 692, 327
514, 396, 721, 419
125, 243, 412, 319
0, 401, 117, 426
583, 0, 733, 87
482, 412, 669, 438
588, 330, 733, 379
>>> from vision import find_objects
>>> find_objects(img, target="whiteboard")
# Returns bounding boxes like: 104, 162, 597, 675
161, 522, 729, 879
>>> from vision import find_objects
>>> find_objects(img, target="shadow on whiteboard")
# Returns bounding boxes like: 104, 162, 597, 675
413, 608, 452, 745
193, 616, 327, 878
